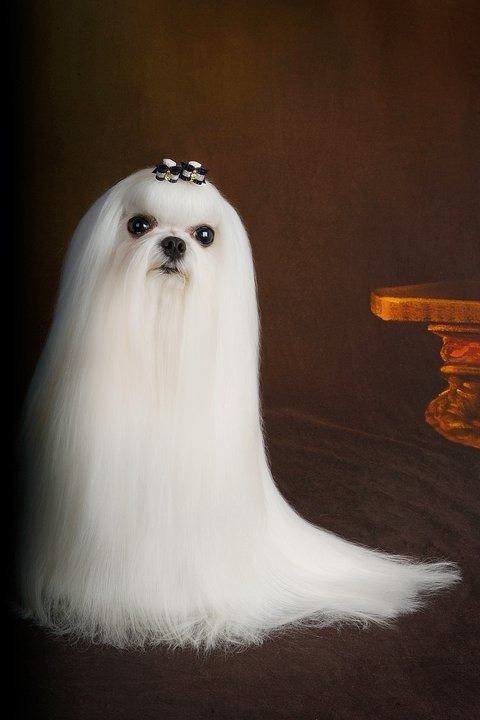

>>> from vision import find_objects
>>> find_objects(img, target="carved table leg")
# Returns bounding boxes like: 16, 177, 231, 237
425, 324, 480, 449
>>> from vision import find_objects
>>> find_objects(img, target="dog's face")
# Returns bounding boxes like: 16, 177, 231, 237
106, 171, 229, 284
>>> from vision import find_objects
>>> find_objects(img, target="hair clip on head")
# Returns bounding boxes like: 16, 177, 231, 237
180, 161, 208, 185
153, 159, 208, 185
153, 158, 182, 183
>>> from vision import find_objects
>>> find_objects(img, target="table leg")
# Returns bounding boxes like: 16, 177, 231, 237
425, 324, 480, 449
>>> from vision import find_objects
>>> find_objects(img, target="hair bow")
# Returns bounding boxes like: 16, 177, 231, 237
153, 159, 208, 185
152, 159, 183, 183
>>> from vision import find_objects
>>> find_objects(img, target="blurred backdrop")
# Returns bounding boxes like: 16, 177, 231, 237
10, 4, 480, 717
14, 0, 480, 436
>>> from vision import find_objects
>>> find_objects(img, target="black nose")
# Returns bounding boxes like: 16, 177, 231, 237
160, 236, 186, 260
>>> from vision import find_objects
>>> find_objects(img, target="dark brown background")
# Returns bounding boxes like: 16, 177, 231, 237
11, 1, 480, 718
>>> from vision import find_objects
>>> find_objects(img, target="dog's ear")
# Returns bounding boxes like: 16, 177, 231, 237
219, 199, 258, 334
55, 189, 122, 319
212, 199, 260, 409
25, 186, 126, 411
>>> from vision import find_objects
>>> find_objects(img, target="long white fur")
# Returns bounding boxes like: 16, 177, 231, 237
20, 169, 460, 649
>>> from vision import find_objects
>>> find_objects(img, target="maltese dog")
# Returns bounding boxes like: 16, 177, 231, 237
19, 159, 459, 649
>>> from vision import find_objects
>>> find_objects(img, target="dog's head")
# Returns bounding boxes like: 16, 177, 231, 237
117, 170, 224, 282
63, 168, 253, 296
48, 166, 259, 392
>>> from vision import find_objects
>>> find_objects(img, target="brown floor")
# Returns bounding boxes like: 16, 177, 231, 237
13, 411, 479, 720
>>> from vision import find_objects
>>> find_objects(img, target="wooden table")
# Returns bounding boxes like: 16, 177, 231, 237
371, 281, 480, 449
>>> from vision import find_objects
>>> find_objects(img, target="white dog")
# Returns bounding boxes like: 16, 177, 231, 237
20, 161, 459, 649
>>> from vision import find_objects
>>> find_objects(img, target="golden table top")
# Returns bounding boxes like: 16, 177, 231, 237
371, 280, 480, 323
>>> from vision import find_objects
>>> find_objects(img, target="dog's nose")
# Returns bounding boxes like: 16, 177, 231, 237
160, 236, 186, 260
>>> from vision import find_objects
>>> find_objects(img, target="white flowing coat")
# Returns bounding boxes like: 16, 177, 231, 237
20, 170, 459, 649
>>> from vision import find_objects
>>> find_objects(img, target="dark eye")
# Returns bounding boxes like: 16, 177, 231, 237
194, 225, 215, 246
127, 216, 152, 236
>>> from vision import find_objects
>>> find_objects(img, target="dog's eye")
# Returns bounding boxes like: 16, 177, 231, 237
194, 225, 215, 246
127, 216, 152, 236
